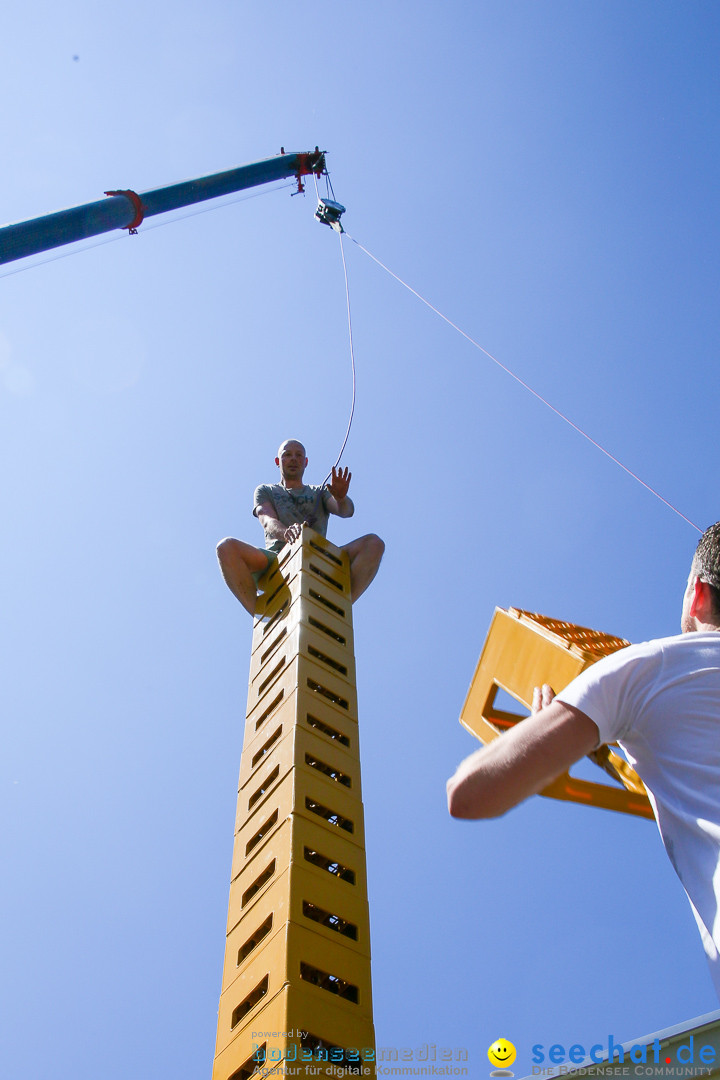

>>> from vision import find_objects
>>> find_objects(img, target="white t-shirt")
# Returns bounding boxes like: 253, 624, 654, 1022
558, 632, 720, 997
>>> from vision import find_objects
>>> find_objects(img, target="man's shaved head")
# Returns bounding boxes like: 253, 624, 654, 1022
275, 439, 308, 487
277, 438, 306, 458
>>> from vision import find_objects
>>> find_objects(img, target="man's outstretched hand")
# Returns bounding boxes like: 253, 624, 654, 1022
329, 466, 352, 502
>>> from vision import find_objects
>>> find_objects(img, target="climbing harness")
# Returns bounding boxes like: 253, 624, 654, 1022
315, 198, 346, 233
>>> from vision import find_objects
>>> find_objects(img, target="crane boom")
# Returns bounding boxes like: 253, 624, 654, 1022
0, 149, 325, 266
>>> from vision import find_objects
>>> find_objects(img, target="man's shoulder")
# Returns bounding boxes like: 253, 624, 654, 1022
642, 631, 720, 670
254, 482, 282, 501
253, 484, 282, 517
591, 634, 681, 674
579, 632, 720, 688
622, 632, 720, 659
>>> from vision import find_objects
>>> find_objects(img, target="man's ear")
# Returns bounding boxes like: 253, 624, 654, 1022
275, 457, 280, 467
690, 577, 714, 621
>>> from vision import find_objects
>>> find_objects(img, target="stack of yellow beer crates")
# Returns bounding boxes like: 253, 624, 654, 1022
212, 527, 375, 1080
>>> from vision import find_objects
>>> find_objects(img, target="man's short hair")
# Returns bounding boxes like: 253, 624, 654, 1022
693, 521, 720, 618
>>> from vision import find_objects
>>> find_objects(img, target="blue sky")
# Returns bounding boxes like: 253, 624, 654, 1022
1, 3, 719, 1078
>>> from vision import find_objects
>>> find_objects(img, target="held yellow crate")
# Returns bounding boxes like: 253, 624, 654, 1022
460, 607, 653, 819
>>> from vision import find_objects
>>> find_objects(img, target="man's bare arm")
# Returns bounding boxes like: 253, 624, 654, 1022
326, 466, 354, 519
446, 699, 600, 819
255, 500, 300, 544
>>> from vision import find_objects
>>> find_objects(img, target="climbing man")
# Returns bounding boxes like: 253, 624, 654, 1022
446, 520, 720, 999
217, 438, 384, 616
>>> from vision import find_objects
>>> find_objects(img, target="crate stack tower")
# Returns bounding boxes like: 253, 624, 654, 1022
212, 527, 375, 1080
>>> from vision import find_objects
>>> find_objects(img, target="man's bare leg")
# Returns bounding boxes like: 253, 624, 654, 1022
217, 537, 272, 616
342, 534, 385, 602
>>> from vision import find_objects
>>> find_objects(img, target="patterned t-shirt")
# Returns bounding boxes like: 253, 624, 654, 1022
253, 483, 333, 552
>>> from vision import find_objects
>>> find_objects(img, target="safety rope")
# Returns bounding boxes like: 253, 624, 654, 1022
319, 228, 356, 490
313, 171, 357, 492
344, 232, 702, 535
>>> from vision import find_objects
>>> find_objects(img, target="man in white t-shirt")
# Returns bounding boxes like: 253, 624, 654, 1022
217, 438, 384, 615
447, 522, 720, 998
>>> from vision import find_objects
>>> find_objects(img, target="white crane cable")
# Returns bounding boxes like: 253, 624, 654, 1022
343, 231, 702, 535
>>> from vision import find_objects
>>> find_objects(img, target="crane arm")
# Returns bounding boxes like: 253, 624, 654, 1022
0, 148, 325, 266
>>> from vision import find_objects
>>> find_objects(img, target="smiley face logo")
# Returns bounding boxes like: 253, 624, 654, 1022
487, 1038, 516, 1072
